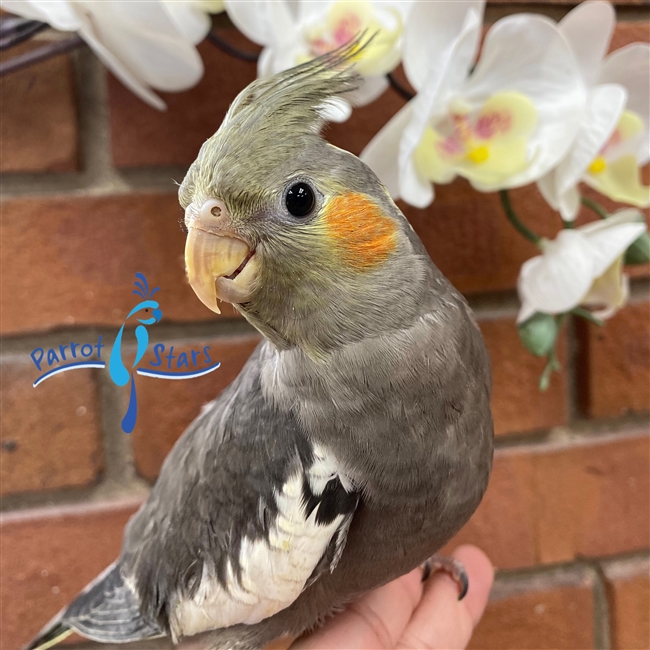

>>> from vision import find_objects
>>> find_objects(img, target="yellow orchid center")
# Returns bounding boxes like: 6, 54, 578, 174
414, 91, 538, 187
588, 157, 607, 175
302, 1, 402, 76
585, 110, 650, 208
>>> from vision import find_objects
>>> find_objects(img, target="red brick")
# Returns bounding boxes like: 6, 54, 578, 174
603, 556, 650, 650
444, 430, 649, 568
131, 332, 261, 480
480, 317, 568, 436
0, 194, 240, 335
109, 32, 409, 167
533, 432, 649, 563
107, 24, 647, 296
404, 178, 648, 296
577, 301, 650, 419
469, 571, 595, 649
107, 19, 650, 167
609, 21, 650, 52
0, 500, 141, 650
0, 41, 79, 173
109, 31, 259, 168
0, 356, 103, 496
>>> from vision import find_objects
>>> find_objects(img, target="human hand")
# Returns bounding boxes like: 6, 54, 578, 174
291, 545, 494, 650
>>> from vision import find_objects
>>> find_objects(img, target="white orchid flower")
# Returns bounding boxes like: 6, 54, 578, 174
1, 0, 218, 110
517, 209, 647, 323
538, 1, 650, 221
224, 0, 411, 121
360, 0, 587, 208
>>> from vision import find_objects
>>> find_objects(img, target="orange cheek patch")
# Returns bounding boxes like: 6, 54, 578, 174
323, 193, 398, 270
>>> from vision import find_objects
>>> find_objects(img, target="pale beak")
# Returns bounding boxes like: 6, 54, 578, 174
184, 199, 259, 314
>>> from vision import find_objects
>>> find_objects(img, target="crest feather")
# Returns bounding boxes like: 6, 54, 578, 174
179, 35, 370, 210
224, 34, 366, 134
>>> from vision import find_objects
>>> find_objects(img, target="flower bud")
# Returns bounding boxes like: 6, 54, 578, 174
518, 312, 558, 357
624, 231, 650, 265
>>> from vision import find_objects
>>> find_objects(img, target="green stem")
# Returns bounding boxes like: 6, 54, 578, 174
581, 196, 609, 220
572, 307, 604, 326
499, 190, 542, 246
562, 219, 575, 229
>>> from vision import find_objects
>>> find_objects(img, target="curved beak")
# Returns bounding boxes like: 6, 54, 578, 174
184, 199, 259, 314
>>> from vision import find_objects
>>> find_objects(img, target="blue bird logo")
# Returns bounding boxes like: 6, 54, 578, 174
109, 273, 162, 433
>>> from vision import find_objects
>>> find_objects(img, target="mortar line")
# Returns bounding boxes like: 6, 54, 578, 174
587, 559, 613, 650
0, 318, 258, 354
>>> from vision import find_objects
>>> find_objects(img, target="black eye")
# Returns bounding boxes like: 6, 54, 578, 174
285, 182, 315, 218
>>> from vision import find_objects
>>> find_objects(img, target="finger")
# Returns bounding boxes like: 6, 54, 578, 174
292, 567, 424, 649
398, 545, 494, 649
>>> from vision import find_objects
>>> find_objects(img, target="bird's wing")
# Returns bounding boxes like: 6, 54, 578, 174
165, 443, 359, 640
25, 343, 359, 648
25, 342, 358, 649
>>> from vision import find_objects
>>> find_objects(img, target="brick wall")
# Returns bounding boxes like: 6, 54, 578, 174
1, 4, 648, 650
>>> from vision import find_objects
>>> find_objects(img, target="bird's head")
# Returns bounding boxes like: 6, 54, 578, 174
128, 274, 163, 325
126, 300, 162, 326
180, 39, 434, 357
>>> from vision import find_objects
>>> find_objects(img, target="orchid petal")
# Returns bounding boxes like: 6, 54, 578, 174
401, 156, 434, 208
224, 0, 288, 47
586, 154, 650, 207
463, 14, 586, 186
84, 1, 205, 93
462, 92, 538, 190
559, 0, 615, 87
559, 186, 581, 222
581, 216, 647, 277
581, 256, 630, 319
517, 300, 538, 325
403, 0, 484, 92
1, 0, 80, 31
554, 84, 627, 198
413, 127, 458, 185
192, 0, 225, 13
76, 20, 165, 110
537, 169, 581, 221
600, 43, 650, 163
517, 231, 596, 316
361, 102, 414, 198
579, 207, 646, 234
537, 171, 561, 213
347, 74, 388, 106
398, 8, 483, 206
162, 1, 211, 45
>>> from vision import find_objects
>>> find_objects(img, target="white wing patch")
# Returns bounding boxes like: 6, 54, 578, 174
170, 447, 354, 640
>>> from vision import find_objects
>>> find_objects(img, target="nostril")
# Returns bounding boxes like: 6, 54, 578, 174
211, 205, 222, 218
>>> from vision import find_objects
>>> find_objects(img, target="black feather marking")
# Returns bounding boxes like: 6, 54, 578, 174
301, 476, 358, 526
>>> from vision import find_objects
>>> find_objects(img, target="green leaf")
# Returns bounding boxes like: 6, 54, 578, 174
518, 312, 558, 357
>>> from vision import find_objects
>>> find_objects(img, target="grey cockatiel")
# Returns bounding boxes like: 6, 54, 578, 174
26, 42, 493, 650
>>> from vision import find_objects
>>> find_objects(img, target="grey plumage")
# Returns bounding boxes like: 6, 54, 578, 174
26, 39, 493, 650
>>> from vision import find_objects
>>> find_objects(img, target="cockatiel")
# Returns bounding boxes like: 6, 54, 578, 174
26, 41, 493, 650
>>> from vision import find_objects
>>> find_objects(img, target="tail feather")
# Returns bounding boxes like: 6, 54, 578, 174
23, 562, 165, 650
23, 624, 72, 650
